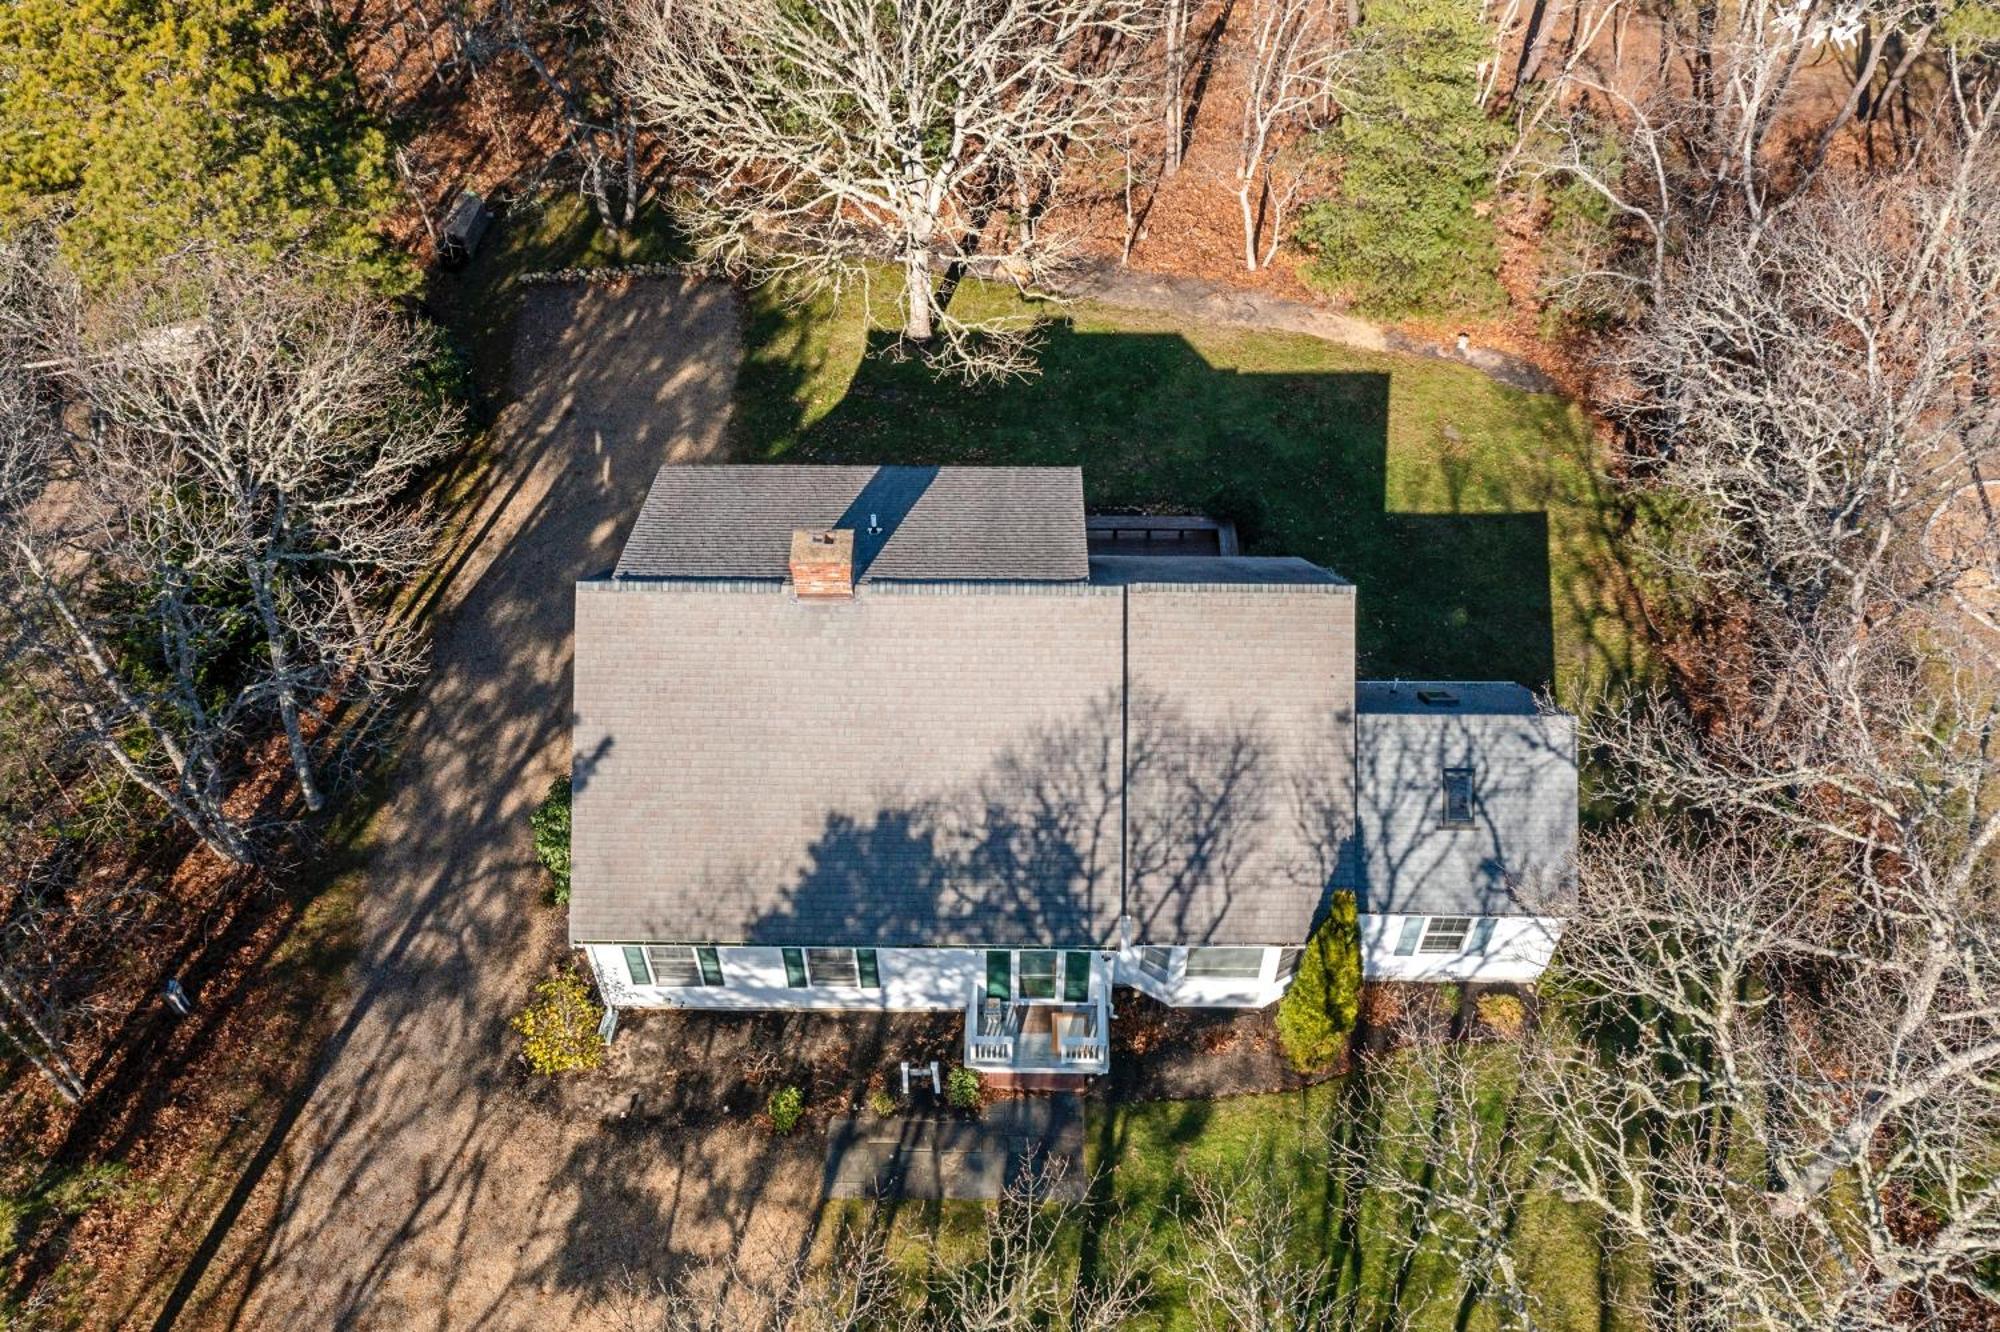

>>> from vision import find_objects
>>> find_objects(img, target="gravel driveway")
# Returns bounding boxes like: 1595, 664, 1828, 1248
185, 278, 822, 1330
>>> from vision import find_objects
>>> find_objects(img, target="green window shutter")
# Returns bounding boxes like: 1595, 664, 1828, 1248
622, 946, 652, 986
985, 950, 1011, 1000
1394, 918, 1425, 956
1468, 918, 1496, 954
696, 946, 723, 986
857, 949, 880, 989
1062, 951, 1090, 1002
782, 947, 808, 987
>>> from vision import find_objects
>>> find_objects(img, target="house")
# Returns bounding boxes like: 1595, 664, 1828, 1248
569, 465, 1576, 1080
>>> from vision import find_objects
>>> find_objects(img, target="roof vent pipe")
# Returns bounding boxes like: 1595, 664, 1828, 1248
867, 513, 882, 535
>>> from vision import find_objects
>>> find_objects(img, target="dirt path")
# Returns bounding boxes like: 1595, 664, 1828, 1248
1067, 260, 1564, 395
172, 278, 821, 1331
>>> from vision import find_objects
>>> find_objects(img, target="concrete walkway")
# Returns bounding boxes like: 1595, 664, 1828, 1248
823, 1096, 1085, 1202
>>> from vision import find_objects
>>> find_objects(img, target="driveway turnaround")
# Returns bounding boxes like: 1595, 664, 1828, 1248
168, 279, 828, 1331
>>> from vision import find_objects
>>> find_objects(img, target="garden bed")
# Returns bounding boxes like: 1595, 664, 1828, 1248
535, 1008, 961, 1138
1106, 988, 1338, 1101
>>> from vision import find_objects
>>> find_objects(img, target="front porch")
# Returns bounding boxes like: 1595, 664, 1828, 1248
963, 987, 1110, 1077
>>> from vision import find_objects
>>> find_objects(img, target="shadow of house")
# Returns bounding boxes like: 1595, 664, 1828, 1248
750, 323, 1562, 692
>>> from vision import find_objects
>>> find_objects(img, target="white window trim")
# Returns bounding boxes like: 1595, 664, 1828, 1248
1183, 945, 1270, 980
805, 946, 861, 988
1417, 916, 1474, 955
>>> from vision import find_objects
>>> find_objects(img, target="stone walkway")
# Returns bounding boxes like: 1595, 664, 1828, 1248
822, 1096, 1085, 1202
1067, 259, 1563, 395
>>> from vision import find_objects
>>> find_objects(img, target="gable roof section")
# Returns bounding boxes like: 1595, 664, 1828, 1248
613, 464, 1089, 582
570, 579, 1127, 948
1354, 682, 1576, 917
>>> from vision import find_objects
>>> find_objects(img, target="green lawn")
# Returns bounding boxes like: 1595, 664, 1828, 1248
817, 1050, 1630, 1332
735, 277, 1652, 705
1086, 1057, 1621, 1332
428, 202, 1653, 702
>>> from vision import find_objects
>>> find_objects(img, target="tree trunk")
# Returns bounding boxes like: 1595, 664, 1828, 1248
1165, 0, 1187, 173
250, 555, 324, 812
1237, 182, 1260, 271
903, 247, 935, 342
0, 974, 84, 1104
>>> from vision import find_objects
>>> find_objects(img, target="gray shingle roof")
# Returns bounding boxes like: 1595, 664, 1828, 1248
569, 574, 1358, 948
613, 464, 1089, 582
1353, 692, 1576, 917
570, 465, 1577, 949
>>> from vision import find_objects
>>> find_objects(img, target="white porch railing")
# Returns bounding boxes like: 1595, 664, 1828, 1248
963, 985, 1110, 1075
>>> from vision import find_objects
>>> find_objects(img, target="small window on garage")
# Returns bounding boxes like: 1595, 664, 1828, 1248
695, 946, 724, 986
1138, 946, 1174, 981
806, 948, 860, 987
782, 947, 809, 988
646, 945, 704, 987
857, 949, 881, 989
622, 946, 652, 986
1184, 947, 1266, 979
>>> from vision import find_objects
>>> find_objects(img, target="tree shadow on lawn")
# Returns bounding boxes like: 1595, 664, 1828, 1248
735, 317, 1646, 698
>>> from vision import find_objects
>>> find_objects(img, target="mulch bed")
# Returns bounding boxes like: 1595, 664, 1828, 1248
538, 1009, 961, 1138
542, 979, 1545, 1139
1105, 987, 1338, 1101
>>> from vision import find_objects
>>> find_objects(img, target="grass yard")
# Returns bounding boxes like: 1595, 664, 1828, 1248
427, 201, 1655, 702
814, 1048, 1632, 1332
735, 277, 1654, 705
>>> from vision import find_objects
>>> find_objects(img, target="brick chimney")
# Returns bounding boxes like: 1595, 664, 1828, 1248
789, 528, 854, 599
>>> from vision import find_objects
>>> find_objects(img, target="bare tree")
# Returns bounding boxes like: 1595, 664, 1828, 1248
65, 257, 461, 814
596, 1163, 1144, 1332
0, 243, 459, 857
613, 0, 1156, 379
1231, 0, 1342, 271
1602, 132, 2000, 668
1538, 808, 2000, 1329
0, 838, 157, 1106
1174, 1167, 1333, 1332
1338, 1019, 1547, 1330
1523, 0, 1991, 305
598, 1234, 895, 1331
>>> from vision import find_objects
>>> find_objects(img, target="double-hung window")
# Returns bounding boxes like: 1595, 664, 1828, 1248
1184, 947, 1266, 979
1138, 946, 1174, 982
785, 947, 884, 988
1018, 950, 1059, 999
1417, 917, 1473, 954
806, 948, 860, 987
642, 945, 724, 986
